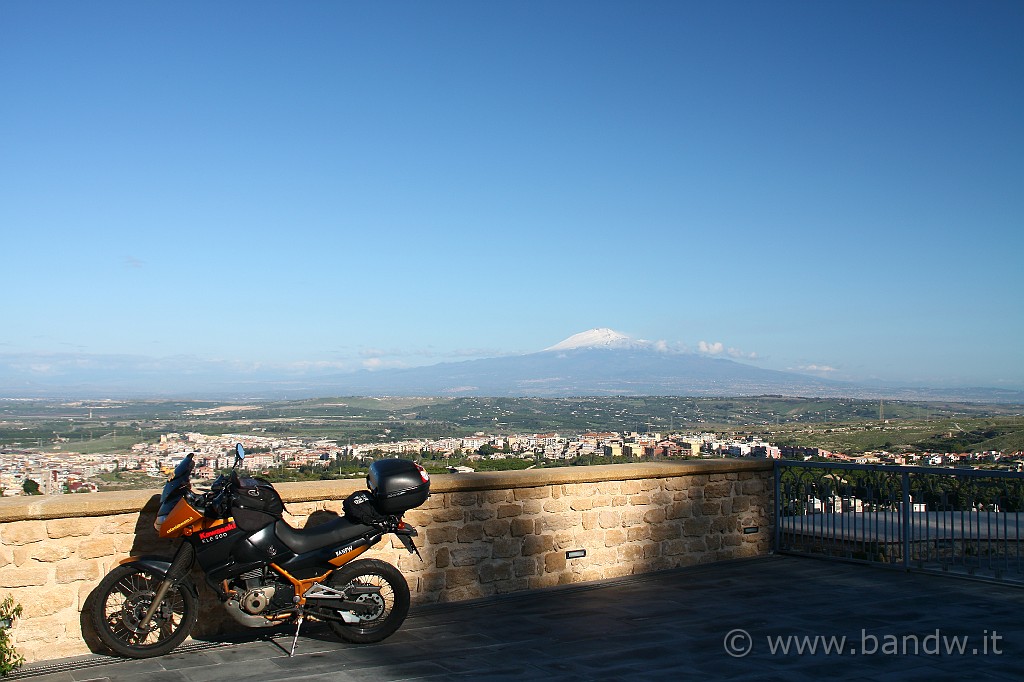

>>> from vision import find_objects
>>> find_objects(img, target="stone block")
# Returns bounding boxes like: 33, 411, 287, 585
510, 518, 535, 537
683, 517, 712, 537
14, 544, 71, 566
513, 557, 538, 577
663, 539, 688, 556
667, 501, 692, 520
7, 585, 74, 618
431, 507, 466, 523
451, 545, 490, 567
731, 495, 751, 512
1, 520, 47, 545
483, 519, 511, 537
742, 479, 766, 495
539, 514, 577, 532
530, 573, 562, 590
445, 566, 478, 588
56, 559, 100, 584
620, 480, 642, 495
619, 543, 644, 562
522, 499, 545, 514
426, 526, 458, 545
704, 481, 733, 498
643, 508, 666, 524
94, 516, 139, 535
451, 492, 479, 507
651, 491, 673, 505
477, 560, 514, 584
543, 551, 566, 573
0, 565, 50, 588
543, 498, 568, 513
598, 510, 620, 529
403, 510, 432, 526
629, 494, 652, 506
604, 563, 633, 579
492, 537, 523, 559
418, 494, 445, 510
523, 534, 553, 556
497, 504, 523, 518
513, 487, 551, 500
78, 537, 117, 560
443, 584, 486, 602
627, 525, 651, 542
701, 501, 722, 517
710, 516, 735, 533
483, 490, 513, 504
434, 547, 450, 568
604, 528, 626, 547
469, 509, 495, 522
650, 524, 681, 542
457, 522, 484, 543
569, 498, 594, 511
621, 508, 644, 527
580, 510, 600, 531
418, 571, 446, 595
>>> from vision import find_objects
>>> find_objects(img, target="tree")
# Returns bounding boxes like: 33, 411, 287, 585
22, 479, 41, 496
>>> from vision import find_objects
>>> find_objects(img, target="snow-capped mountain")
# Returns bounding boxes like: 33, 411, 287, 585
544, 328, 639, 351
299, 329, 852, 398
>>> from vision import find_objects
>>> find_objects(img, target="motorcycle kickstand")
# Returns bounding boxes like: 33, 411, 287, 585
289, 608, 305, 657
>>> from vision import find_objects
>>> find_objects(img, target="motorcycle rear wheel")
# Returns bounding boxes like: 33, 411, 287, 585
90, 563, 198, 658
326, 558, 410, 644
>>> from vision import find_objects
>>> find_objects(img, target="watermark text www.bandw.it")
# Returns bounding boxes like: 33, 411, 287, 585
723, 628, 1004, 658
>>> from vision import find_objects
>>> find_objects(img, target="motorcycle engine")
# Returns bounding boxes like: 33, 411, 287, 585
224, 572, 294, 627
238, 585, 276, 615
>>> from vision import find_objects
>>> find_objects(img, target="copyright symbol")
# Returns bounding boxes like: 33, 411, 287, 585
724, 628, 753, 658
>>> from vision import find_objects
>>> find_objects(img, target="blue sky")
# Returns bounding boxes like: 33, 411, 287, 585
1, 1, 1022, 391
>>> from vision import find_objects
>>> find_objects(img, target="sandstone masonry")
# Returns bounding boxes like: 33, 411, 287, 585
0, 460, 773, 663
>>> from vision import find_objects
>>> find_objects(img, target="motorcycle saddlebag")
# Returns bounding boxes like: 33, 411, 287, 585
231, 477, 285, 531
367, 459, 430, 515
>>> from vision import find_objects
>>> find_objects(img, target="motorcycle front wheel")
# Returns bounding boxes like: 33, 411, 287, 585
90, 563, 198, 658
326, 558, 410, 644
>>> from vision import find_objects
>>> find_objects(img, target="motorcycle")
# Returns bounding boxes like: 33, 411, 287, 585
90, 444, 430, 658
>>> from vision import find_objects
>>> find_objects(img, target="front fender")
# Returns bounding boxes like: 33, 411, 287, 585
118, 555, 172, 574
116, 556, 198, 596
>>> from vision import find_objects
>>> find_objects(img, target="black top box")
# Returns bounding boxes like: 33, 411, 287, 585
367, 459, 431, 515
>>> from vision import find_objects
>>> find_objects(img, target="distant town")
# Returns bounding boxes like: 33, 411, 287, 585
2, 429, 1021, 497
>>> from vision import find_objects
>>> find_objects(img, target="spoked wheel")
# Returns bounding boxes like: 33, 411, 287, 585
90, 563, 198, 658
326, 559, 410, 644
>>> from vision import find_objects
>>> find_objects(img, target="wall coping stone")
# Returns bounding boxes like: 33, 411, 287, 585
0, 459, 772, 523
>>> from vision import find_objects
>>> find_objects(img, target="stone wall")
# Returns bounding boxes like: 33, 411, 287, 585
0, 460, 773, 663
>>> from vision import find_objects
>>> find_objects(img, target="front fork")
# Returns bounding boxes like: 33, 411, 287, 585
139, 542, 196, 631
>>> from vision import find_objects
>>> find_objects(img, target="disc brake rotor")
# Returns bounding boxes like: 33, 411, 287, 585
121, 592, 160, 633
350, 588, 385, 621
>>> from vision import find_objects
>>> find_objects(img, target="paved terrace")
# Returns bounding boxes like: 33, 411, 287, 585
12, 555, 1024, 681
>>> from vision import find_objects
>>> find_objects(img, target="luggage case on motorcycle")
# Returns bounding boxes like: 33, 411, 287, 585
367, 459, 430, 515
231, 476, 285, 530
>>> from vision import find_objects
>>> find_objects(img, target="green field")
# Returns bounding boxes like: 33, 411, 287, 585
2, 396, 1022, 457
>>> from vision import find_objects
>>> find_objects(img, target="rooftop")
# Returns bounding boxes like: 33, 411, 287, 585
13, 555, 1024, 681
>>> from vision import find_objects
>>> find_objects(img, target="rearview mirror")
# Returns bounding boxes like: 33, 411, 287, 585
235, 443, 245, 460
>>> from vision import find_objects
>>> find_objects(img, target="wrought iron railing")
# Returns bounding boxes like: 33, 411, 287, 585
775, 460, 1024, 584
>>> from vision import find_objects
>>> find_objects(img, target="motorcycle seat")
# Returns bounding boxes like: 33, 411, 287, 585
274, 515, 377, 555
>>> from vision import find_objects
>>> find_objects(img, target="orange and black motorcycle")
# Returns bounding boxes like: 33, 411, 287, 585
90, 444, 429, 658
